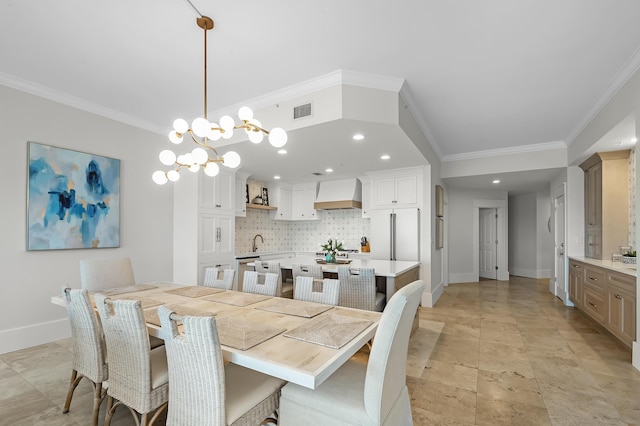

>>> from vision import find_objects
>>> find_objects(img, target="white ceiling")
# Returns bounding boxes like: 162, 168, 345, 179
2, 1, 640, 190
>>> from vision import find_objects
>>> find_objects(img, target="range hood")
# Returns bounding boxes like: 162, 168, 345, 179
314, 178, 362, 210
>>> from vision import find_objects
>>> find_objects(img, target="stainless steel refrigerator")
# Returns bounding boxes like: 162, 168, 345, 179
370, 208, 420, 261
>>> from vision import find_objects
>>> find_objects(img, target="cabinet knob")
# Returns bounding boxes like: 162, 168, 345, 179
588, 301, 597, 308
615, 294, 622, 299
216, 204, 221, 208
589, 277, 597, 281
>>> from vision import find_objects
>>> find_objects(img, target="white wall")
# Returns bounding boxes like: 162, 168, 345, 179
447, 188, 508, 283
0, 85, 174, 354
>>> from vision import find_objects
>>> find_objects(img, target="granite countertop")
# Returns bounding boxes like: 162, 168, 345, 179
569, 256, 637, 277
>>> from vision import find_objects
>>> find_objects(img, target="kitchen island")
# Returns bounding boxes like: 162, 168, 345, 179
246, 255, 421, 303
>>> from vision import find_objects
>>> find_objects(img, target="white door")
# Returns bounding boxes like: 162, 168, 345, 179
554, 194, 566, 302
479, 208, 497, 279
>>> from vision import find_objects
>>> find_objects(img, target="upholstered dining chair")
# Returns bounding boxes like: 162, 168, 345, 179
61, 288, 108, 426
203, 267, 235, 290
294, 276, 340, 305
94, 294, 169, 426
242, 270, 279, 297
255, 260, 292, 298
158, 305, 286, 425
79, 257, 136, 292
337, 266, 385, 312
279, 279, 425, 426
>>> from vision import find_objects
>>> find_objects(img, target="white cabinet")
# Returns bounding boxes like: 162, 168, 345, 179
270, 183, 318, 220
234, 172, 251, 217
360, 178, 371, 218
292, 184, 318, 220
200, 214, 234, 257
200, 170, 234, 213
368, 168, 422, 210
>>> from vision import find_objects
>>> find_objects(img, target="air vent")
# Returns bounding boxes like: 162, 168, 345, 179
293, 102, 312, 120
312, 172, 323, 176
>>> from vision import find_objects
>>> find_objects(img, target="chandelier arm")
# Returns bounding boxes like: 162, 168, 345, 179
237, 123, 270, 134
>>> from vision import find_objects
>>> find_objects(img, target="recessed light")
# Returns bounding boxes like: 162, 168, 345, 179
353, 134, 364, 141
325, 168, 334, 173
632, 137, 638, 144
277, 149, 287, 154
380, 154, 390, 160
274, 175, 281, 180
492, 179, 500, 184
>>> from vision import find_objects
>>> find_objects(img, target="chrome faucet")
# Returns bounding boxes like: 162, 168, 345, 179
252, 234, 264, 252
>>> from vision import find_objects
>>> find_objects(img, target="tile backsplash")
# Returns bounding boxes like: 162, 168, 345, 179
235, 209, 370, 254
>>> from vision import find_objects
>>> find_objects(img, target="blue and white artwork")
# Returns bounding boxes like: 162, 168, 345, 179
27, 142, 120, 250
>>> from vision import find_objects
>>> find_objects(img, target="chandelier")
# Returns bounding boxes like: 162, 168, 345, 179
152, 13, 287, 185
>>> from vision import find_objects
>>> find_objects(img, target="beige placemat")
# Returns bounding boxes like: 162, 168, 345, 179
144, 304, 216, 326
203, 292, 269, 307
215, 317, 285, 350
165, 286, 224, 298
100, 284, 158, 295
114, 296, 163, 309
255, 298, 333, 318
284, 314, 373, 349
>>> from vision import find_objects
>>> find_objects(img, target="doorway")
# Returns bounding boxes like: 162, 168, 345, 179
551, 184, 567, 302
479, 208, 498, 279
472, 199, 508, 281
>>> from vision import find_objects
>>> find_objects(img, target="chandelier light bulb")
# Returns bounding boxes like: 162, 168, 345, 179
192, 117, 210, 138
167, 170, 180, 181
268, 127, 288, 148
183, 153, 194, 165
221, 128, 234, 139
204, 162, 220, 176
191, 147, 209, 164
152, 171, 168, 185
248, 131, 264, 144
168, 131, 183, 144
173, 118, 189, 133
159, 150, 177, 166
189, 163, 200, 173
222, 151, 241, 168
207, 124, 222, 141
219, 115, 235, 131
238, 106, 253, 121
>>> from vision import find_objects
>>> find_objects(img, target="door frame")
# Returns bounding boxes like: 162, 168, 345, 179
473, 199, 508, 281
479, 207, 498, 279
551, 183, 569, 304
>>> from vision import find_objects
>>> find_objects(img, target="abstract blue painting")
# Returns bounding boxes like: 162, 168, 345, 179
27, 142, 120, 250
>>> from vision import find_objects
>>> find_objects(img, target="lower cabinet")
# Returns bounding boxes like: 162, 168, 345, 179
569, 259, 636, 349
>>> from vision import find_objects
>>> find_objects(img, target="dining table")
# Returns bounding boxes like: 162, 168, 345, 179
51, 282, 381, 389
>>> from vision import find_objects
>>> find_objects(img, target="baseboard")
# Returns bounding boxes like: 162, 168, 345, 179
422, 281, 444, 307
633, 341, 640, 371
448, 273, 476, 284
0, 319, 70, 355
509, 268, 550, 279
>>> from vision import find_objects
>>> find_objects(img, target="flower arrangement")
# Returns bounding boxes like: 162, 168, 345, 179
320, 237, 344, 262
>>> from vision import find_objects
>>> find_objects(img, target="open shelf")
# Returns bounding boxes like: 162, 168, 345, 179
246, 203, 277, 211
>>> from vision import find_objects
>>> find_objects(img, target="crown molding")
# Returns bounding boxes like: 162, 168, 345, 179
398, 82, 444, 160
565, 44, 640, 146
0, 71, 164, 135
442, 141, 567, 162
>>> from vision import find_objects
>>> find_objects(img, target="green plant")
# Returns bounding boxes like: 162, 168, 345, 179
624, 250, 636, 257
320, 237, 344, 255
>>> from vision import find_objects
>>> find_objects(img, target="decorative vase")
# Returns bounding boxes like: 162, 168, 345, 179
325, 252, 336, 263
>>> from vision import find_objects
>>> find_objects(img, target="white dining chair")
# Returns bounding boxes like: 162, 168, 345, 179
294, 276, 340, 306
79, 257, 135, 292
255, 260, 292, 298
242, 270, 279, 297
203, 267, 235, 290
279, 280, 425, 426
158, 305, 285, 425
61, 288, 108, 426
94, 294, 169, 426
337, 266, 385, 312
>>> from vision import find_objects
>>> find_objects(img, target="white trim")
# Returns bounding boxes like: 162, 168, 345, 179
448, 272, 477, 284
509, 268, 551, 279
398, 83, 444, 159
633, 341, 640, 371
422, 281, 443, 308
0, 318, 70, 355
442, 141, 567, 162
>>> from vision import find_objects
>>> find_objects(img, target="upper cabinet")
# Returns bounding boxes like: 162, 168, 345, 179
368, 167, 422, 209
200, 170, 234, 214
269, 182, 318, 220
234, 172, 251, 217
579, 150, 630, 259
360, 177, 371, 218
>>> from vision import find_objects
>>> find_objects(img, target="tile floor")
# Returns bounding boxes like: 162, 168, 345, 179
1, 276, 639, 425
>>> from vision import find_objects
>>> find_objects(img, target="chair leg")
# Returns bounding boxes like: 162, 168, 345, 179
148, 402, 168, 426
91, 382, 105, 426
62, 369, 82, 413
104, 396, 118, 426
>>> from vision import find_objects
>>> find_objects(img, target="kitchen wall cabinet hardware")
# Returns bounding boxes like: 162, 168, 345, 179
567, 259, 635, 348
579, 150, 629, 259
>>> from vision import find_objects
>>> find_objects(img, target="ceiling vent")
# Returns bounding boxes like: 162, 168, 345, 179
293, 102, 312, 120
